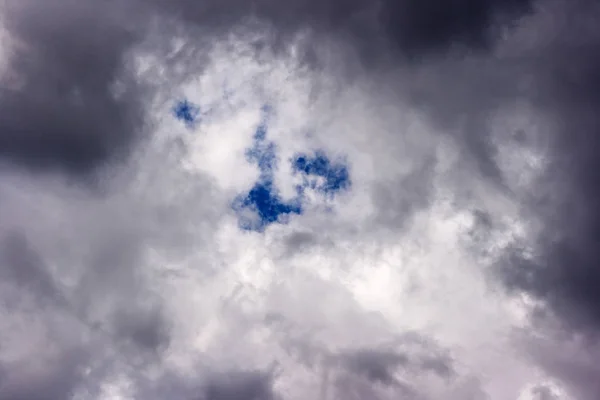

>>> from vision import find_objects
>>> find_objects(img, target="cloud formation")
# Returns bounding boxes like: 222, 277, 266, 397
0, 0, 599, 399
0, 0, 152, 178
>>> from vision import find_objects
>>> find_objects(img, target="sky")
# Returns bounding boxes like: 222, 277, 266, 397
0, 0, 599, 399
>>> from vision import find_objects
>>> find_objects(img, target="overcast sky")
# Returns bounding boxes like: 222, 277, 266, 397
0, 0, 599, 399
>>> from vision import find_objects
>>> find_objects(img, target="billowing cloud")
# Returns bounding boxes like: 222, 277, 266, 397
0, 0, 153, 178
151, 0, 535, 59
0, 0, 599, 399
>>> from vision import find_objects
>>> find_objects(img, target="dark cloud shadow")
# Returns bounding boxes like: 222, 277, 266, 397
0, 0, 151, 179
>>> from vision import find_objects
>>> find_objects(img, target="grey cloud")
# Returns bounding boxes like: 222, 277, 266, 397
530, 386, 560, 400
371, 153, 437, 231
0, 0, 150, 178
0, 153, 218, 397
447, 377, 489, 400
335, 345, 454, 387
0, 231, 65, 307
268, 308, 456, 399
379, 0, 534, 56
0, 349, 87, 400
152, 0, 535, 61
333, 332, 454, 387
380, 2, 600, 375
3, 0, 600, 398
338, 350, 409, 385
484, 1, 600, 338
257, 276, 458, 400
112, 305, 171, 353
514, 330, 600, 400
199, 370, 277, 400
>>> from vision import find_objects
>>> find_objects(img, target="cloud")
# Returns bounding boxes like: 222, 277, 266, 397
0, 348, 88, 400
482, 0, 600, 336
379, 0, 534, 56
199, 370, 276, 400
0, 0, 149, 177
151, 0, 536, 60
333, 338, 455, 388
0, 231, 66, 307
1, 0, 600, 398
230, 106, 352, 232
0, 144, 220, 398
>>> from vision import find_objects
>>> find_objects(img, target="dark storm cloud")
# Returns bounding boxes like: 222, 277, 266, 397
0, 0, 150, 177
0, 0, 536, 176
487, 0, 600, 335
199, 370, 276, 400
439, 1, 600, 395
380, 0, 534, 56
152, 0, 535, 60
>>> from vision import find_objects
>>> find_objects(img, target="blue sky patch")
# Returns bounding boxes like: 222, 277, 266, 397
233, 181, 302, 232
292, 151, 351, 195
233, 107, 303, 232
232, 107, 352, 232
173, 99, 200, 126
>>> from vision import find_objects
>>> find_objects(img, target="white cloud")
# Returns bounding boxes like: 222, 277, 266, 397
0, 24, 567, 400
126, 35, 553, 399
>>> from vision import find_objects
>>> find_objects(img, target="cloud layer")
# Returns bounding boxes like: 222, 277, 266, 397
0, 0, 599, 399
